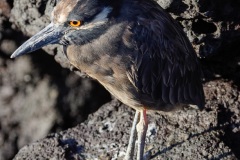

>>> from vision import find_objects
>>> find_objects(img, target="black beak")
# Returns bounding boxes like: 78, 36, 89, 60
11, 23, 64, 58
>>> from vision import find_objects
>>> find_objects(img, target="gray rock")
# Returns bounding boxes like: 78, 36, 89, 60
14, 87, 239, 159
156, 0, 173, 9
0, 1, 110, 160
0, 39, 17, 55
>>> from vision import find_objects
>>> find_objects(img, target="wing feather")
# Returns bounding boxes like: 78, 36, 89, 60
126, 1, 205, 109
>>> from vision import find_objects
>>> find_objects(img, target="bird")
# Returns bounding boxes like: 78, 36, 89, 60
11, 0, 205, 159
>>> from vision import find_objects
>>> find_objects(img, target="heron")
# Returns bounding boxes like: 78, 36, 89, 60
11, 0, 205, 159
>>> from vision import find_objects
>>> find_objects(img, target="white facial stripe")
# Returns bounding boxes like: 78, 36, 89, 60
80, 21, 106, 30
79, 7, 113, 30
92, 7, 113, 23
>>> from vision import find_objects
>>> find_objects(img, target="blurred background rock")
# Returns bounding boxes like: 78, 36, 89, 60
0, 0, 240, 159
0, 0, 111, 159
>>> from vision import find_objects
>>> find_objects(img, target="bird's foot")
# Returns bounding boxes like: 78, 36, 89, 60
143, 149, 152, 160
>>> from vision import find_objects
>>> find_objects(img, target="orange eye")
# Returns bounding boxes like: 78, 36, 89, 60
69, 20, 82, 27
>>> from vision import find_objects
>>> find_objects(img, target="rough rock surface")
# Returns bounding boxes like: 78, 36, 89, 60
0, 0, 240, 159
0, 1, 111, 160
14, 80, 240, 160
15, 94, 240, 160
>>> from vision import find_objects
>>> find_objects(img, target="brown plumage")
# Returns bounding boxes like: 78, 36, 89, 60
11, 0, 205, 159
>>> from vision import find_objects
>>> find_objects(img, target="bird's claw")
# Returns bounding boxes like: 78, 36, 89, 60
143, 149, 152, 160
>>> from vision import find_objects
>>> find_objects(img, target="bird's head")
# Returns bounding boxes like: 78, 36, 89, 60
11, 0, 122, 58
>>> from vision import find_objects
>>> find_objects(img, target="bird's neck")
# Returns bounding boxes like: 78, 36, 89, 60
65, 21, 133, 78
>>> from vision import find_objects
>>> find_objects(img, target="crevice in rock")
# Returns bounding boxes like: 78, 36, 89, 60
192, 19, 217, 34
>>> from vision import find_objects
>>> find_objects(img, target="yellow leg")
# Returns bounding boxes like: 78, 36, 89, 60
125, 111, 140, 160
136, 109, 148, 160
